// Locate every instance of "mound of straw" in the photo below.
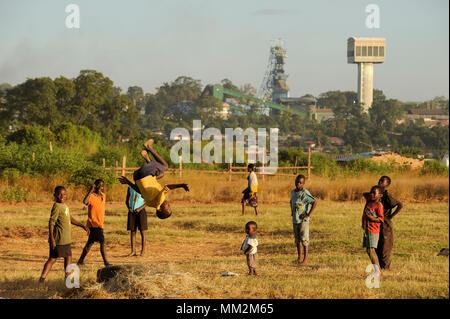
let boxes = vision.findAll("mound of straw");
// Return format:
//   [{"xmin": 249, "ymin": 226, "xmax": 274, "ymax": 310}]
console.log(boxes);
[{"xmin": 69, "ymin": 263, "xmax": 214, "ymax": 299}]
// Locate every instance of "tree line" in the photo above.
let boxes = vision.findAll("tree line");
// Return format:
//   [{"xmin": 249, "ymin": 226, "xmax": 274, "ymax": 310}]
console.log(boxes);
[{"xmin": 0, "ymin": 70, "xmax": 448, "ymax": 158}]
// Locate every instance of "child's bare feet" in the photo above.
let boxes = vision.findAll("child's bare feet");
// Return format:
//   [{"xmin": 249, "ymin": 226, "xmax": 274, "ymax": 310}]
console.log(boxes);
[
  {"xmin": 296, "ymin": 259, "xmax": 303, "ymax": 264},
  {"xmin": 302, "ymin": 258, "xmax": 308, "ymax": 265},
  {"xmin": 127, "ymin": 251, "xmax": 137, "ymax": 257},
  {"xmin": 140, "ymin": 150, "xmax": 151, "ymax": 163},
  {"xmin": 143, "ymin": 138, "xmax": 154, "ymax": 150},
  {"xmin": 140, "ymin": 250, "xmax": 146, "ymax": 256}
]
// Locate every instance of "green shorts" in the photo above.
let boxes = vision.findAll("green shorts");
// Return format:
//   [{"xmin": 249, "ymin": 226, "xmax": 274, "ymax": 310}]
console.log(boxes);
[{"xmin": 363, "ymin": 231, "xmax": 379, "ymax": 249}]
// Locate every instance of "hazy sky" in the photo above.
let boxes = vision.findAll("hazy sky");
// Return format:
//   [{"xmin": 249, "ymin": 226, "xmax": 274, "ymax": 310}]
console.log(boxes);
[{"xmin": 0, "ymin": 0, "xmax": 448, "ymax": 102}]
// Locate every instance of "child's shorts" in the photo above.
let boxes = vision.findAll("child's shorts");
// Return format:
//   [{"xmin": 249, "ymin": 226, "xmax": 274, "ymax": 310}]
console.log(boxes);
[
  {"xmin": 246, "ymin": 253, "xmax": 258, "ymax": 268},
  {"xmin": 127, "ymin": 209, "xmax": 148, "ymax": 231},
  {"xmin": 133, "ymin": 161, "xmax": 167, "ymax": 181},
  {"xmin": 241, "ymin": 191, "xmax": 258, "ymax": 207},
  {"xmin": 293, "ymin": 221, "xmax": 309, "ymax": 246},
  {"xmin": 363, "ymin": 231, "xmax": 379, "ymax": 248},
  {"xmin": 49, "ymin": 243, "xmax": 72, "ymax": 258},
  {"xmin": 87, "ymin": 227, "xmax": 105, "ymax": 244}
]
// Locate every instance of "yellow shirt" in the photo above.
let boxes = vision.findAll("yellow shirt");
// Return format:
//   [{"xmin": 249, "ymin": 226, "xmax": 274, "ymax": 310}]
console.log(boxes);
[{"xmin": 136, "ymin": 176, "xmax": 169, "ymax": 209}]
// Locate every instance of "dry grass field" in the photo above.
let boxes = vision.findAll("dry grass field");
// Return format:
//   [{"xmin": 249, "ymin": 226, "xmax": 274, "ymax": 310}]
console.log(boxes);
[
  {"xmin": 0, "ymin": 197, "xmax": 448, "ymax": 299},
  {"xmin": 1, "ymin": 172, "xmax": 449, "ymax": 204}
]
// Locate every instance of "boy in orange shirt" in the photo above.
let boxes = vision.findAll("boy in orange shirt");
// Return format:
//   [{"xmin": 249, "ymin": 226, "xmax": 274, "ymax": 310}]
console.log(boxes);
[{"xmin": 77, "ymin": 179, "xmax": 111, "ymax": 266}]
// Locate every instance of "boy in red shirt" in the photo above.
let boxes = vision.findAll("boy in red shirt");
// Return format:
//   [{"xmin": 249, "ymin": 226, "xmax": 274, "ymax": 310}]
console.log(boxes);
[{"xmin": 362, "ymin": 185, "xmax": 384, "ymax": 275}]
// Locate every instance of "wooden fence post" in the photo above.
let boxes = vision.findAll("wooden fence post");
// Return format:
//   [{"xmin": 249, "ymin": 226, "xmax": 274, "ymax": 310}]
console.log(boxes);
[
  {"xmin": 307, "ymin": 147, "xmax": 311, "ymax": 180},
  {"xmin": 49, "ymin": 141, "xmax": 53, "ymax": 153},
  {"xmin": 122, "ymin": 155, "xmax": 126, "ymax": 177},
  {"xmin": 115, "ymin": 160, "xmax": 119, "ymax": 177},
  {"xmin": 179, "ymin": 155, "xmax": 182, "ymax": 178},
  {"xmin": 102, "ymin": 158, "xmax": 106, "ymax": 168},
  {"xmin": 32, "ymin": 152, "xmax": 35, "ymax": 161},
  {"xmin": 228, "ymin": 160, "xmax": 232, "ymax": 182},
  {"xmin": 294, "ymin": 156, "xmax": 298, "ymax": 175},
  {"xmin": 261, "ymin": 152, "xmax": 265, "ymax": 180}
]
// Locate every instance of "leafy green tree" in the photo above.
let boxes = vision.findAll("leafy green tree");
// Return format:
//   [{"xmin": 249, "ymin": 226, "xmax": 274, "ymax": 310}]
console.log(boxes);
[
  {"xmin": 221, "ymin": 78, "xmax": 240, "ymax": 92},
  {"xmin": 0, "ymin": 83, "xmax": 12, "ymax": 98},
  {"xmin": 192, "ymin": 96, "xmax": 223, "ymax": 121},
  {"xmin": 127, "ymin": 86, "xmax": 145, "ymax": 111},
  {"xmin": 54, "ymin": 76, "xmax": 75, "ymax": 117},
  {"xmin": 369, "ymin": 98, "xmax": 404, "ymax": 132},
  {"xmin": 5, "ymin": 77, "xmax": 60, "ymax": 126},
  {"xmin": 317, "ymin": 91, "xmax": 347, "ymax": 108},
  {"xmin": 72, "ymin": 70, "xmax": 114, "ymax": 125}
]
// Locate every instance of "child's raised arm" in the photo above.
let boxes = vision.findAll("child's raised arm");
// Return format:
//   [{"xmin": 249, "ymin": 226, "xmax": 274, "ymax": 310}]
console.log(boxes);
[
  {"xmin": 83, "ymin": 184, "xmax": 95, "ymax": 206},
  {"xmin": 166, "ymin": 183, "xmax": 189, "ymax": 192},
  {"xmin": 118, "ymin": 176, "xmax": 141, "ymax": 194}
]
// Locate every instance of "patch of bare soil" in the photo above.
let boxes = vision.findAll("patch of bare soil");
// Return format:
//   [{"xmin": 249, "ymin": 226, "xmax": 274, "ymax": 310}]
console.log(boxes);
[{"xmin": 0, "ymin": 226, "xmax": 47, "ymax": 240}]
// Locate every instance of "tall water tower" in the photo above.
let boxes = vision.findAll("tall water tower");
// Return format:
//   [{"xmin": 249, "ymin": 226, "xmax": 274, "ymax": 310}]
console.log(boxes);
[{"xmin": 347, "ymin": 37, "xmax": 385, "ymax": 112}]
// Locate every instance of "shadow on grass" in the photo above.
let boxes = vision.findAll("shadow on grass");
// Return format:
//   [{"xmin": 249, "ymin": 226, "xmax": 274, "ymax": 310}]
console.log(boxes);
[
  {"xmin": 0, "ymin": 255, "xmax": 44, "ymax": 263},
  {"xmin": 0, "ymin": 277, "xmax": 69, "ymax": 299},
  {"xmin": 175, "ymin": 221, "xmax": 241, "ymax": 234}
]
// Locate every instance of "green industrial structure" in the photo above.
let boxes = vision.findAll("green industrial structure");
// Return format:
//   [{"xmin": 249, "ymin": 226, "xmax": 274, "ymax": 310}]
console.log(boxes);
[
  {"xmin": 201, "ymin": 84, "xmax": 330, "ymax": 122},
  {"xmin": 200, "ymin": 40, "xmax": 334, "ymax": 122}
]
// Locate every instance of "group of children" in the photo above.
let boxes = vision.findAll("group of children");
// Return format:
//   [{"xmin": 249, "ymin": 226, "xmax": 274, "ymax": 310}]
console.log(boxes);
[
  {"xmin": 239, "ymin": 172, "xmax": 317, "ymax": 275},
  {"xmin": 39, "ymin": 137, "xmax": 403, "ymax": 282},
  {"xmin": 239, "ymin": 165, "xmax": 402, "ymax": 278},
  {"xmin": 39, "ymin": 138, "xmax": 189, "ymax": 281},
  {"xmin": 362, "ymin": 176, "xmax": 403, "ymax": 275}
]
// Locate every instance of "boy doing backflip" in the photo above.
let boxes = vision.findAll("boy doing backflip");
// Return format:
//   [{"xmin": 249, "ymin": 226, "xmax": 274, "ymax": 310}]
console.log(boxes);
[{"xmin": 119, "ymin": 138, "xmax": 189, "ymax": 218}]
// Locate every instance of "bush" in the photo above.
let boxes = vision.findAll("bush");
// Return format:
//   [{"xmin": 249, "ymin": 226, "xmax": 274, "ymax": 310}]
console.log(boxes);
[
  {"xmin": 0, "ymin": 168, "xmax": 21, "ymax": 184},
  {"xmin": 0, "ymin": 186, "xmax": 29, "ymax": 202},
  {"xmin": 0, "ymin": 142, "xmax": 90, "ymax": 176},
  {"xmin": 69, "ymin": 162, "xmax": 116, "ymax": 189},
  {"xmin": 6, "ymin": 125, "xmax": 53, "ymax": 145},
  {"xmin": 421, "ymin": 160, "xmax": 449, "ymax": 176},
  {"xmin": 342, "ymin": 157, "xmax": 396, "ymax": 176},
  {"xmin": 310, "ymin": 153, "xmax": 339, "ymax": 178},
  {"xmin": 89, "ymin": 144, "xmax": 127, "ymax": 168},
  {"xmin": 279, "ymin": 148, "xmax": 306, "ymax": 166},
  {"xmin": 54, "ymin": 122, "xmax": 101, "ymax": 154}
]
